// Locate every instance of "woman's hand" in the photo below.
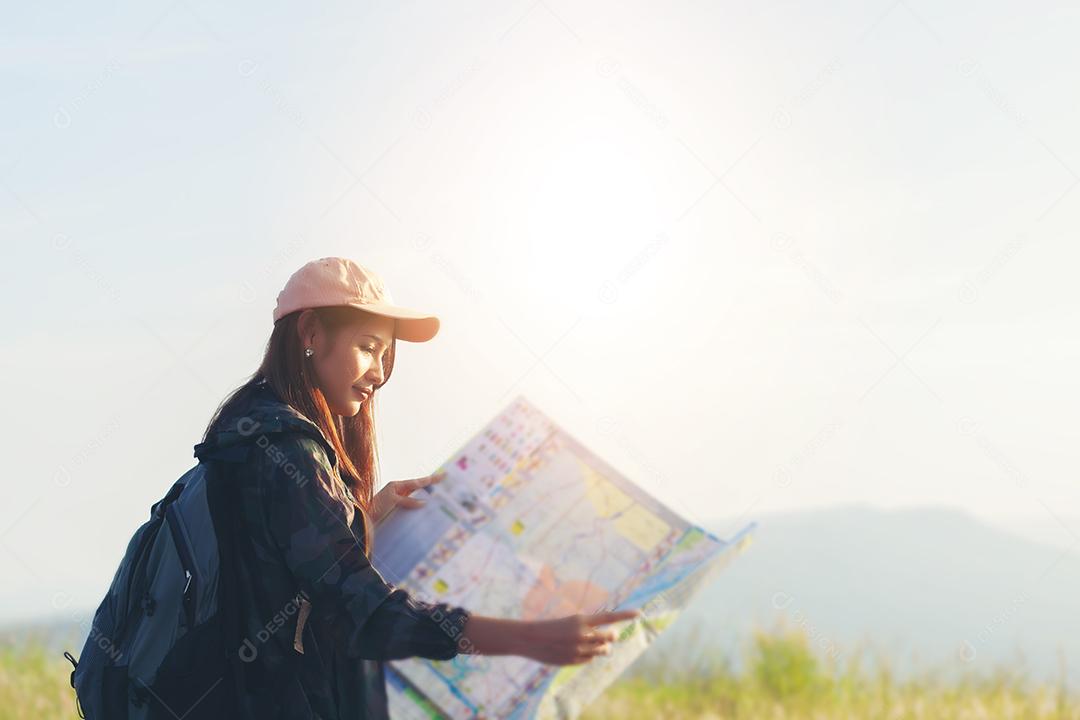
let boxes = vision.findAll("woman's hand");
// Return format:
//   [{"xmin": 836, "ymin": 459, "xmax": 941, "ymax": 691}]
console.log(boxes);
[
  {"xmin": 518, "ymin": 610, "xmax": 642, "ymax": 665},
  {"xmin": 371, "ymin": 470, "xmax": 446, "ymax": 524},
  {"xmin": 461, "ymin": 610, "xmax": 642, "ymax": 665}
]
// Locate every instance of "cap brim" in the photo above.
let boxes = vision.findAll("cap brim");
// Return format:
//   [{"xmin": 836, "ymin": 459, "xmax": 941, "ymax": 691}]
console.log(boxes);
[{"xmin": 350, "ymin": 301, "xmax": 440, "ymax": 343}]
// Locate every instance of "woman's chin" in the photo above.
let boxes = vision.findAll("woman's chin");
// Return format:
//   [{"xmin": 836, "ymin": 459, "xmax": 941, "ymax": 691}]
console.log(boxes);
[{"xmin": 330, "ymin": 399, "xmax": 363, "ymax": 417}]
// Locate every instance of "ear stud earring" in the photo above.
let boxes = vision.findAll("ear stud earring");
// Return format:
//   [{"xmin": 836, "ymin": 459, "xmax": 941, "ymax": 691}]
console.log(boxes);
[{"xmin": 304, "ymin": 347, "xmax": 314, "ymax": 357}]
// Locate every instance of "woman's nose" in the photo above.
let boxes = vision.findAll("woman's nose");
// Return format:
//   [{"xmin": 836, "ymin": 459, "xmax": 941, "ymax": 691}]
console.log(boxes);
[{"xmin": 366, "ymin": 358, "xmax": 386, "ymax": 385}]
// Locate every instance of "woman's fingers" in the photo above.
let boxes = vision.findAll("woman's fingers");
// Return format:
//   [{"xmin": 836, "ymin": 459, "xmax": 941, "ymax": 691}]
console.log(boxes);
[
  {"xmin": 550, "ymin": 616, "xmax": 624, "ymax": 664},
  {"xmin": 396, "ymin": 470, "xmax": 447, "ymax": 494},
  {"xmin": 574, "ymin": 643, "xmax": 612, "ymax": 662},
  {"xmin": 581, "ymin": 630, "xmax": 617, "ymax": 645},
  {"xmin": 386, "ymin": 471, "xmax": 447, "ymax": 510},
  {"xmin": 393, "ymin": 478, "xmax": 423, "ymax": 493}
]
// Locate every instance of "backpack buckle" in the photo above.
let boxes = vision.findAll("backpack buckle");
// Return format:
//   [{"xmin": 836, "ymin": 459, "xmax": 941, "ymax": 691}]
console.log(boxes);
[
  {"xmin": 130, "ymin": 683, "xmax": 150, "ymax": 708},
  {"xmin": 139, "ymin": 592, "xmax": 156, "ymax": 617}
]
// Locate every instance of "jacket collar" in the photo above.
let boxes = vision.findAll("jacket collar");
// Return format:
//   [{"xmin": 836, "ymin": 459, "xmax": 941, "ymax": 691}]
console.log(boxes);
[{"xmin": 193, "ymin": 379, "xmax": 339, "ymax": 468}]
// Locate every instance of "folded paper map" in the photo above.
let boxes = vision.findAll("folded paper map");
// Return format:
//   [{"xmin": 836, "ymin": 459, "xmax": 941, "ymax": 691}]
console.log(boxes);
[{"xmin": 374, "ymin": 396, "xmax": 755, "ymax": 719}]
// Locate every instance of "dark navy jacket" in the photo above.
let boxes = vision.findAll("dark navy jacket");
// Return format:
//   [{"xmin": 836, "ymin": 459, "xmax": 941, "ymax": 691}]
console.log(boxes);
[{"xmin": 197, "ymin": 379, "xmax": 470, "ymax": 719}]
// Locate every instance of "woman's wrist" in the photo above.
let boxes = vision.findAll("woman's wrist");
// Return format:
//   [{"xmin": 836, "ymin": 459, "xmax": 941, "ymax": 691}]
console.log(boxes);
[{"xmin": 460, "ymin": 615, "xmax": 534, "ymax": 657}]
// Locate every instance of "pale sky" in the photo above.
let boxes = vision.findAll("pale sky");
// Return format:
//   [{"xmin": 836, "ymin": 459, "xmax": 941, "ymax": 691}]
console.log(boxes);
[{"xmin": 2, "ymin": 1, "xmax": 1078, "ymax": 621}]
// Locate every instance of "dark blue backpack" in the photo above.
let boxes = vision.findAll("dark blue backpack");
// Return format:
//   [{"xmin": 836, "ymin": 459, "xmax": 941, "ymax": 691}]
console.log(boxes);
[{"xmin": 64, "ymin": 449, "xmax": 246, "ymax": 719}]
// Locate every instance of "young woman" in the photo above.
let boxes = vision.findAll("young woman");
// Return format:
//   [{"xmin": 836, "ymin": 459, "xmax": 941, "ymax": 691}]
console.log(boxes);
[{"xmin": 199, "ymin": 257, "xmax": 638, "ymax": 719}]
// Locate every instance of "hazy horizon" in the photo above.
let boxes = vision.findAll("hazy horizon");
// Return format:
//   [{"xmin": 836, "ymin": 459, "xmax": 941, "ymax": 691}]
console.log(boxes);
[{"xmin": 2, "ymin": 503, "xmax": 1073, "ymax": 627}]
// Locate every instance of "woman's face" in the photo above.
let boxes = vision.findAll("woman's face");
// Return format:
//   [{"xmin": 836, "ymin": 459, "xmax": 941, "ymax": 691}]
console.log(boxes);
[{"xmin": 300, "ymin": 310, "xmax": 396, "ymax": 417}]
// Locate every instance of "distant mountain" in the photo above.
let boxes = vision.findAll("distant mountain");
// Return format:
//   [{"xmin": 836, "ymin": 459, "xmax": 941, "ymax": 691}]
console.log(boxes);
[{"xmin": 632, "ymin": 505, "xmax": 1080, "ymax": 688}]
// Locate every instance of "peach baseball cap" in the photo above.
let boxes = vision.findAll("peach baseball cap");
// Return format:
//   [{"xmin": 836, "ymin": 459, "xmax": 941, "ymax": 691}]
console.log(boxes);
[{"xmin": 273, "ymin": 257, "xmax": 440, "ymax": 342}]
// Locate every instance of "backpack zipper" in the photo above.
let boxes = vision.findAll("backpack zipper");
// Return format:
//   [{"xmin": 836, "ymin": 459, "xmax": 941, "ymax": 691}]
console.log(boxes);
[
  {"xmin": 112, "ymin": 516, "xmax": 164, "ymax": 650},
  {"xmin": 166, "ymin": 504, "xmax": 199, "ymax": 628}
]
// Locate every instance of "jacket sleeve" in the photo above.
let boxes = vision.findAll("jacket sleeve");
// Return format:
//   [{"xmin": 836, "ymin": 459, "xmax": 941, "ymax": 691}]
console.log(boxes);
[{"xmin": 261, "ymin": 434, "xmax": 471, "ymax": 661}]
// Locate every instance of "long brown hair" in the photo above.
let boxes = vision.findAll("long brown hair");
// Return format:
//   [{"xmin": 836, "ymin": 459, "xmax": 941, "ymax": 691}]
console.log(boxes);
[{"xmin": 202, "ymin": 306, "xmax": 397, "ymax": 554}]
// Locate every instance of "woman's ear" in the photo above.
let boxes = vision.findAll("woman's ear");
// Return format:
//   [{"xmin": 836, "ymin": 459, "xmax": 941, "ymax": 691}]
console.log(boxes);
[{"xmin": 296, "ymin": 309, "xmax": 319, "ymax": 350}]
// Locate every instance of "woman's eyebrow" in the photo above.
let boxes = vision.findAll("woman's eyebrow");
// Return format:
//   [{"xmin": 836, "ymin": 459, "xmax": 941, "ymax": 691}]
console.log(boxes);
[{"xmin": 360, "ymin": 333, "xmax": 390, "ymax": 348}]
